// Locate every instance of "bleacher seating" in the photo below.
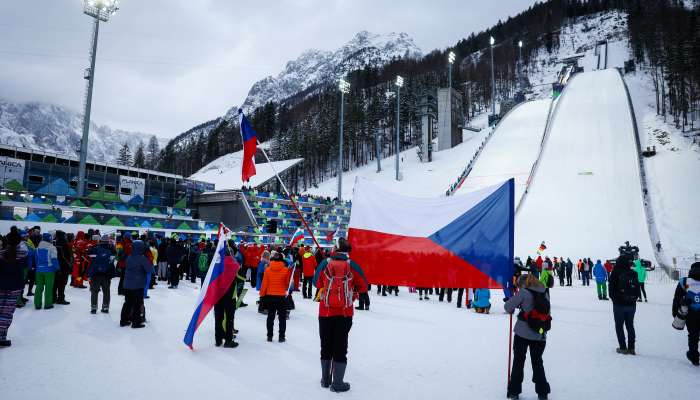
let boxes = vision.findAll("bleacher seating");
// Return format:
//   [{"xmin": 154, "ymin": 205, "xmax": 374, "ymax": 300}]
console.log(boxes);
[{"xmin": 238, "ymin": 190, "xmax": 352, "ymax": 246}]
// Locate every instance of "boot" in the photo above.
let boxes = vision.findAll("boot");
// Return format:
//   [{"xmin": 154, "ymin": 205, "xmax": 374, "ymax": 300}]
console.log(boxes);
[
  {"xmin": 320, "ymin": 360, "xmax": 331, "ymax": 388},
  {"xmin": 330, "ymin": 362, "xmax": 350, "ymax": 392},
  {"xmin": 223, "ymin": 340, "xmax": 239, "ymax": 348},
  {"xmin": 687, "ymin": 351, "xmax": 700, "ymax": 366}
]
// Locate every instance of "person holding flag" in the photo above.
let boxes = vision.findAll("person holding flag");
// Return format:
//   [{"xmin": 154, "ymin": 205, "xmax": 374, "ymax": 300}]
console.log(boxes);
[{"xmin": 183, "ymin": 224, "xmax": 241, "ymax": 350}]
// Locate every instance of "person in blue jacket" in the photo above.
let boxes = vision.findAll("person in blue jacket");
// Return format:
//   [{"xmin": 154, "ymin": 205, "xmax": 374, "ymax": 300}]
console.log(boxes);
[
  {"xmin": 472, "ymin": 288, "xmax": 491, "ymax": 313},
  {"xmin": 34, "ymin": 233, "xmax": 59, "ymax": 310},
  {"xmin": 593, "ymin": 259, "xmax": 609, "ymax": 300}
]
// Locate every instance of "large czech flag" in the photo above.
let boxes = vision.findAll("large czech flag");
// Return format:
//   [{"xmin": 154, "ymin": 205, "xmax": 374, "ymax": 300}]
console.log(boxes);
[
  {"xmin": 239, "ymin": 109, "xmax": 257, "ymax": 182},
  {"xmin": 183, "ymin": 224, "xmax": 240, "ymax": 349},
  {"xmin": 348, "ymin": 178, "xmax": 514, "ymax": 289}
]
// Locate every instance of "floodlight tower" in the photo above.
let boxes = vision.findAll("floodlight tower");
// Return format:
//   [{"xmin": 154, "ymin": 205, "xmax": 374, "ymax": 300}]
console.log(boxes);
[
  {"xmin": 77, "ymin": 0, "xmax": 119, "ymax": 197},
  {"xmin": 489, "ymin": 36, "xmax": 496, "ymax": 117},
  {"xmin": 337, "ymin": 78, "xmax": 350, "ymax": 201},
  {"xmin": 518, "ymin": 40, "xmax": 523, "ymax": 86},
  {"xmin": 395, "ymin": 75, "xmax": 404, "ymax": 181},
  {"xmin": 447, "ymin": 51, "xmax": 456, "ymax": 89}
]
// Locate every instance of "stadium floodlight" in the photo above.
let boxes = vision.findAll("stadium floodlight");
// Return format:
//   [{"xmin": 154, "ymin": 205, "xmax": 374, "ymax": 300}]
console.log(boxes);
[
  {"xmin": 337, "ymin": 78, "xmax": 350, "ymax": 200},
  {"xmin": 518, "ymin": 40, "xmax": 523, "ymax": 48},
  {"xmin": 77, "ymin": 0, "xmax": 119, "ymax": 197},
  {"xmin": 83, "ymin": 0, "xmax": 120, "ymax": 22},
  {"xmin": 447, "ymin": 51, "xmax": 456, "ymax": 88},
  {"xmin": 395, "ymin": 75, "xmax": 403, "ymax": 181},
  {"xmin": 338, "ymin": 78, "xmax": 350, "ymax": 94},
  {"xmin": 489, "ymin": 36, "xmax": 496, "ymax": 117}
]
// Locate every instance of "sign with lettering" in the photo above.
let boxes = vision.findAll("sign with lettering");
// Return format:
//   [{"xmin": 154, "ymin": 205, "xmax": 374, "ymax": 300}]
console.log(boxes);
[
  {"xmin": 119, "ymin": 176, "xmax": 145, "ymax": 203},
  {"xmin": 0, "ymin": 157, "xmax": 26, "ymax": 189}
]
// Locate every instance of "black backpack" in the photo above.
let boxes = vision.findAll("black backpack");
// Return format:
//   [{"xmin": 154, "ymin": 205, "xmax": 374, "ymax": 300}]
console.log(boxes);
[
  {"xmin": 519, "ymin": 289, "xmax": 552, "ymax": 336},
  {"xmin": 617, "ymin": 270, "xmax": 640, "ymax": 304}
]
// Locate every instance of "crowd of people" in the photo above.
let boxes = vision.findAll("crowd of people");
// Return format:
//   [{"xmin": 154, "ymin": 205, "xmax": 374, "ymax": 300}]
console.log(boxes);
[{"xmin": 1, "ymin": 224, "xmax": 699, "ymax": 398}]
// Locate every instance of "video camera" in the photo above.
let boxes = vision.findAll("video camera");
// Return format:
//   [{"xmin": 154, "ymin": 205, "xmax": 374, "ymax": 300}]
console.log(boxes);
[{"xmin": 618, "ymin": 241, "xmax": 640, "ymax": 260}]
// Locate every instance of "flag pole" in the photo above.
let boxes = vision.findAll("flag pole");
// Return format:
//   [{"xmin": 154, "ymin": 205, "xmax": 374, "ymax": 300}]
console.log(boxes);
[{"xmin": 254, "ymin": 139, "xmax": 322, "ymax": 249}]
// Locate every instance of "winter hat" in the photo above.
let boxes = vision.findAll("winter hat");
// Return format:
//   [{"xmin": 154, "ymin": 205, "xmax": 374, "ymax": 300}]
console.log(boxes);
[
  {"xmin": 92, "ymin": 234, "xmax": 101, "ymax": 242},
  {"xmin": 42, "ymin": 232, "xmax": 52, "ymax": 242},
  {"xmin": 689, "ymin": 262, "xmax": 700, "ymax": 281}
]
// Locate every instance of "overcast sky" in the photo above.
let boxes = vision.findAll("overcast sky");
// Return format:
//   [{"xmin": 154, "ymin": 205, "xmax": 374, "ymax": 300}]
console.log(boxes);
[{"xmin": 0, "ymin": 0, "xmax": 538, "ymax": 138}]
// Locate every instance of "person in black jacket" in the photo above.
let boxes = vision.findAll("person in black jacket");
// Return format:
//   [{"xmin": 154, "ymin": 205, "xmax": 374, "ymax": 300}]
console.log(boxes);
[
  {"xmin": 167, "ymin": 238, "xmax": 183, "ymax": 289},
  {"xmin": 673, "ymin": 262, "xmax": 700, "ymax": 366},
  {"xmin": 53, "ymin": 230, "xmax": 72, "ymax": 305},
  {"xmin": 120, "ymin": 240, "xmax": 154, "ymax": 328},
  {"xmin": 608, "ymin": 254, "xmax": 639, "ymax": 355},
  {"xmin": 88, "ymin": 235, "xmax": 116, "ymax": 314},
  {"xmin": 157, "ymin": 238, "xmax": 168, "ymax": 281}
]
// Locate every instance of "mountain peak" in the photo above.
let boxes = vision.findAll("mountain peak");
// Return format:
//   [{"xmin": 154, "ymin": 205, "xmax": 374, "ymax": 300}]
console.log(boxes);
[{"xmin": 240, "ymin": 31, "xmax": 422, "ymax": 111}]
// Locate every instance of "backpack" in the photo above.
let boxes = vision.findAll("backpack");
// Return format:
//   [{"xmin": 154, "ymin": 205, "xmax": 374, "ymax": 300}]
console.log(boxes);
[
  {"xmin": 519, "ymin": 289, "xmax": 552, "ymax": 337},
  {"xmin": 682, "ymin": 278, "xmax": 700, "ymax": 313},
  {"xmin": 198, "ymin": 252, "xmax": 209, "ymax": 272},
  {"xmin": 617, "ymin": 269, "xmax": 640, "ymax": 304},
  {"xmin": 322, "ymin": 260, "xmax": 354, "ymax": 309},
  {"xmin": 91, "ymin": 246, "xmax": 114, "ymax": 276}
]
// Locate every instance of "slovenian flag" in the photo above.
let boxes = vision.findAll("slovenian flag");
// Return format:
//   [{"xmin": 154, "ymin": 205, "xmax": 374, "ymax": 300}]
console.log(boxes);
[
  {"xmin": 537, "ymin": 241, "xmax": 547, "ymax": 255},
  {"xmin": 348, "ymin": 177, "xmax": 514, "ymax": 288},
  {"xmin": 326, "ymin": 228, "xmax": 340, "ymax": 245},
  {"xmin": 239, "ymin": 109, "xmax": 257, "ymax": 182},
  {"xmin": 183, "ymin": 224, "xmax": 240, "ymax": 349},
  {"xmin": 289, "ymin": 227, "xmax": 305, "ymax": 247}
]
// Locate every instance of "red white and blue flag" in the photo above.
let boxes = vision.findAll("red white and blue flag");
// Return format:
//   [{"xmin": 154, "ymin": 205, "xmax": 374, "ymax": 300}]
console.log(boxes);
[
  {"xmin": 183, "ymin": 224, "xmax": 240, "ymax": 349},
  {"xmin": 239, "ymin": 109, "xmax": 257, "ymax": 182},
  {"xmin": 289, "ymin": 227, "xmax": 305, "ymax": 247},
  {"xmin": 348, "ymin": 178, "xmax": 514, "ymax": 289}
]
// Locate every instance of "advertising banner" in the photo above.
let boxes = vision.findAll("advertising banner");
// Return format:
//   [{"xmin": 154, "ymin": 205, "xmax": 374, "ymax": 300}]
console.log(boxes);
[
  {"xmin": 119, "ymin": 176, "xmax": 145, "ymax": 203},
  {"xmin": 0, "ymin": 157, "xmax": 26, "ymax": 189}
]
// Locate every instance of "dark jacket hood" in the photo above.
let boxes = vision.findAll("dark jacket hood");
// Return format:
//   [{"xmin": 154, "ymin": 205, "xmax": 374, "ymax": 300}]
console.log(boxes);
[
  {"xmin": 132, "ymin": 240, "xmax": 146, "ymax": 256},
  {"xmin": 689, "ymin": 262, "xmax": 700, "ymax": 281}
]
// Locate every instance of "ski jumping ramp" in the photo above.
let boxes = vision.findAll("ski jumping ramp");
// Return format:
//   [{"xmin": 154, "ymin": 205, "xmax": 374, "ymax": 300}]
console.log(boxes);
[
  {"xmin": 515, "ymin": 69, "xmax": 654, "ymax": 261},
  {"xmin": 457, "ymin": 99, "xmax": 551, "ymax": 203}
]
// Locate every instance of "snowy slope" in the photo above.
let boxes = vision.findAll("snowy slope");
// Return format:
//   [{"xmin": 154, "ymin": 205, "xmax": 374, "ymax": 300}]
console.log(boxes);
[
  {"xmin": 189, "ymin": 143, "xmax": 302, "ymax": 190},
  {"xmin": 306, "ymin": 113, "xmax": 491, "ymax": 199},
  {"xmin": 516, "ymin": 69, "xmax": 654, "ymax": 261},
  {"xmin": 457, "ymin": 99, "xmax": 551, "ymax": 203},
  {"xmin": 0, "ymin": 275, "xmax": 694, "ymax": 400},
  {"xmin": 624, "ymin": 71, "xmax": 700, "ymax": 266}
]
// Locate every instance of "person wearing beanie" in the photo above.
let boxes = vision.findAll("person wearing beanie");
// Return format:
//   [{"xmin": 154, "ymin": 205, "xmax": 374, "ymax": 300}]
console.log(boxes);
[
  {"xmin": 120, "ymin": 240, "xmax": 154, "ymax": 328},
  {"xmin": 313, "ymin": 238, "xmax": 368, "ymax": 393},
  {"xmin": 34, "ymin": 232, "xmax": 59, "ymax": 310},
  {"xmin": 672, "ymin": 262, "xmax": 700, "ymax": 366},
  {"xmin": 608, "ymin": 254, "xmax": 640, "ymax": 355},
  {"xmin": 593, "ymin": 259, "xmax": 609, "ymax": 300},
  {"xmin": 88, "ymin": 234, "xmax": 116, "ymax": 314}
]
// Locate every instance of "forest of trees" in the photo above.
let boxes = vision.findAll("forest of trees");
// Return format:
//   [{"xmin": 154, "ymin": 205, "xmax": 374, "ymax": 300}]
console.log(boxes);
[{"xmin": 154, "ymin": 0, "xmax": 699, "ymax": 191}]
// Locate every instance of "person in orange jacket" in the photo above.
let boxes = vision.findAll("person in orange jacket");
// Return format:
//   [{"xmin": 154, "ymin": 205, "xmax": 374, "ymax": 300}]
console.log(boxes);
[
  {"xmin": 301, "ymin": 246, "xmax": 318, "ymax": 299},
  {"xmin": 259, "ymin": 251, "xmax": 292, "ymax": 342},
  {"xmin": 71, "ymin": 231, "xmax": 91, "ymax": 288}
]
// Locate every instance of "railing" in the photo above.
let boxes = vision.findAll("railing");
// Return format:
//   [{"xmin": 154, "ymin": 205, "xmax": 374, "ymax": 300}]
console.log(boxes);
[{"xmin": 617, "ymin": 69, "xmax": 675, "ymax": 279}]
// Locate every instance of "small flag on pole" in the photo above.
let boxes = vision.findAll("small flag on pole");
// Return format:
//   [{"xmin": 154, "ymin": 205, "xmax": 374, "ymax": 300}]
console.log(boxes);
[
  {"xmin": 238, "ymin": 109, "xmax": 257, "ymax": 182},
  {"xmin": 289, "ymin": 227, "xmax": 305, "ymax": 247},
  {"xmin": 537, "ymin": 241, "xmax": 547, "ymax": 255}
]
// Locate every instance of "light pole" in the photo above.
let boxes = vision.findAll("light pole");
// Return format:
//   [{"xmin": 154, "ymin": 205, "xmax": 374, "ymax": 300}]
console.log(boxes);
[
  {"xmin": 448, "ymin": 51, "xmax": 456, "ymax": 89},
  {"xmin": 78, "ymin": 0, "xmax": 119, "ymax": 198},
  {"xmin": 518, "ymin": 40, "xmax": 523, "ymax": 87},
  {"xmin": 490, "ymin": 36, "xmax": 496, "ymax": 117},
  {"xmin": 337, "ymin": 78, "xmax": 350, "ymax": 201},
  {"xmin": 395, "ymin": 76, "xmax": 404, "ymax": 181}
]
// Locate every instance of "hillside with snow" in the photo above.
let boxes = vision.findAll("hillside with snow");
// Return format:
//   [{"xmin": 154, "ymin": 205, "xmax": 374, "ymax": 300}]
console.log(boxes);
[{"xmin": 0, "ymin": 98, "xmax": 166, "ymax": 162}]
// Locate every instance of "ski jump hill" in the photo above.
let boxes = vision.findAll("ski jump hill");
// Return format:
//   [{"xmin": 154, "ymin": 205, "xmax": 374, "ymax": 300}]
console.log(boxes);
[{"xmin": 458, "ymin": 69, "xmax": 655, "ymax": 262}]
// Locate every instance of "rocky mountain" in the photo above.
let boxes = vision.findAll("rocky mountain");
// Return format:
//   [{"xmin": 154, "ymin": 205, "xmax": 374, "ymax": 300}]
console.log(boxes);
[
  {"xmin": 0, "ymin": 98, "xmax": 166, "ymax": 163},
  {"xmin": 238, "ymin": 31, "xmax": 422, "ymax": 113}
]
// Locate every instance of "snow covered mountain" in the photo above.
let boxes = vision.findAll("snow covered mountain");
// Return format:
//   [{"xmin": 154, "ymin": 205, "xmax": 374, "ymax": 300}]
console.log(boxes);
[
  {"xmin": 0, "ymin": 98, "xmax": 166, "ymax": 162},
  {"xmin": 239, "ymin": 31, "xmax": 422, "ymax": 112}
]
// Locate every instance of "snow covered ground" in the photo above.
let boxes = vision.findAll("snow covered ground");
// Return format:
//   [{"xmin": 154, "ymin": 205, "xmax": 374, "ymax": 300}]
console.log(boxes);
[
  {"xmin": 624, "ymin": 71, "xmax": 700, "ymax": 269},
  {"xmin": 457, "ymin": 99, "xmax": 550, "ymax": 204},
  {"xmin": 306, "ymin": 113, "xmax": 491, "ymax": 199},
  {"xmin": 1, "ymin": 271, "xmax": 695, "ymax": 400},
  {"xmin": 516, "ymin": 69, "xmax": 654, "ymax": 261}
]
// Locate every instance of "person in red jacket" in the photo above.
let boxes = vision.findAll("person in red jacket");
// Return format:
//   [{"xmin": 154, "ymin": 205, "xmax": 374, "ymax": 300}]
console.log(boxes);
[
  {"xmin": 301, "ymin": 246, "xmax": 318, "ymax": 299},
  {"xmin": 535, "ymin": 255, "xmax": 544, "ymax": 275},
  {"xmin": 71, "ymin": 231, "xmax": 90, "ymax": 288},
  {"xmin": 313, "ymin": 238, "xmax": 368, "ymax": 393},
  {"xmin": 604, "ymin": 260, "xmax": 614, "ymax": 274}
]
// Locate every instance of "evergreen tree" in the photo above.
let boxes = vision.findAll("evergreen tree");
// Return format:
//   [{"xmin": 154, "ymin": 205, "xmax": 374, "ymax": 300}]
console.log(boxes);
[
  {"xmin": 133, "ymin": 141, "xmax": 146, "ymax": 168},
  {"xmin": 117, "ymin": 142, "xmax": 132, "ymax": 166},
  {"xmin": 147, "ymin": 136, "xmax": 160, "ymax": 168}
]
